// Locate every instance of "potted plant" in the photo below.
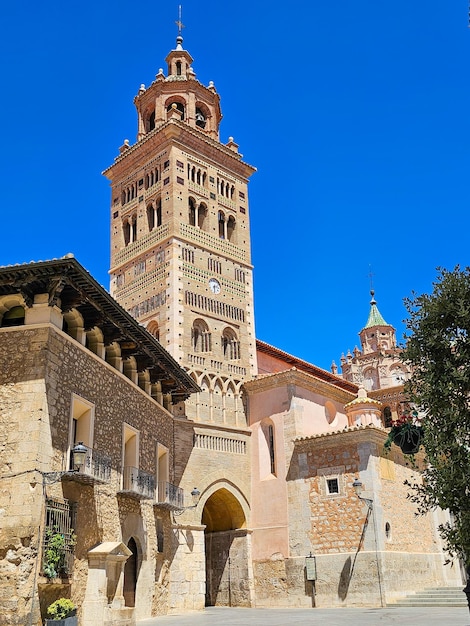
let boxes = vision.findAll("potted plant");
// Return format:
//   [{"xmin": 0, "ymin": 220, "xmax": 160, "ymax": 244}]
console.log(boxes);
[
  {"xmin": 45, "ymin": 598, "xmax": 77, "ymax": 626},
  {"xmin": 384, "ymin": 412, "xmax": 424, "ymax": 455}
]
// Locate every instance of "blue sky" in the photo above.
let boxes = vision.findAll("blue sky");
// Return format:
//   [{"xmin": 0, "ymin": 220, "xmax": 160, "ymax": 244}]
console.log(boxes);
[{"xmin": 1, "ymin": 1, "xmax": 469, "ymax": 371}]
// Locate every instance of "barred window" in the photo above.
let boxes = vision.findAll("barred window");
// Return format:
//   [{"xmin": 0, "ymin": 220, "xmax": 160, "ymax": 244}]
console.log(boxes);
[{"xmin": 43, "ymin": 498, "xmax": 76, "ymax": 579}]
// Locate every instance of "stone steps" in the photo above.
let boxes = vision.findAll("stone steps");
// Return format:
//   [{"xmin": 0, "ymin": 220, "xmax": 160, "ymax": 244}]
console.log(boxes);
[{"xmin": 389, "ymin": 586, "xmax": 468, "ymax": 607}]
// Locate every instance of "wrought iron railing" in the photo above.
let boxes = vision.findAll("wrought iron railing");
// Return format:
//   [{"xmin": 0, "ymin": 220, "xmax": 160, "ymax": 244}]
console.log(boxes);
[
  {"xmin": 156, "ymin": 481, "xmax": 184, "ymax": 509},
  {"xmin": 72, "ymin": 444, "xmax": 112, "ymax": 483},
  {"xmin": 122, "ymin": 466, "xmax": 155, "ymax": 499}
]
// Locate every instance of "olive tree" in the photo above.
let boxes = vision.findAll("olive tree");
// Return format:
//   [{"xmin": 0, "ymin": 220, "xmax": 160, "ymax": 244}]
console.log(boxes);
[{"xmin": 401, "ymin": 266, "xmax": 470, "ymax": 565}]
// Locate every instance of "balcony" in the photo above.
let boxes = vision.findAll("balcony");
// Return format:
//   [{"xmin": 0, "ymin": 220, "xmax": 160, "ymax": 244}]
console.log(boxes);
[
  {"xmin": 63, "ymin": 445, "xmax": 111, "ymax": 485},
  {"xmin": 155, "ymin": 481, "xmax": 184, "ymax": 510},
  {"xmin": 120, "ymin": 466, "xmax": 156, "ymax": 500}
]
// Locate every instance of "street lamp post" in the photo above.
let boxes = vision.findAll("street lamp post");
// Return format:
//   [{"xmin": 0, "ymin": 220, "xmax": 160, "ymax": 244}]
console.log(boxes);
[{"xmin": 352, "ymin": 478, "xmax": 385, "ymax": 607}]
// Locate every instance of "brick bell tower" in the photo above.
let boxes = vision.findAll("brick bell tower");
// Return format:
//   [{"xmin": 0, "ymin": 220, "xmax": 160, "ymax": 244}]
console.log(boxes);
[{"xmin": 104, "ymin": 29, "xmax": 257, "ymax": 426}]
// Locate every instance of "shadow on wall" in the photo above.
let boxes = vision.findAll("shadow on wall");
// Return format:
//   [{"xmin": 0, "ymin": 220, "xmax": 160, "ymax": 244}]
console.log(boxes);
[{"xmin": 338, "ymin": 556, "xmax": 352, "ymax": 601}]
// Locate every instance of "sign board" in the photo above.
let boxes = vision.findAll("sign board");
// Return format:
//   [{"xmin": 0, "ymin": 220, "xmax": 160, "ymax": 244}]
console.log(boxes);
[{"xmin": 305, "ymin": 555, "xmax": 317, "ymax": 581}]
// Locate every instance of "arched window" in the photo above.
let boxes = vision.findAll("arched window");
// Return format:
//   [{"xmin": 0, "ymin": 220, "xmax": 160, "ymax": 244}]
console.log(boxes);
[
  {"xmin": 198, "ymin": 203, "xmax": 207, "ymax": 230},
  {"xmin": 1, "ymin": 305, "xmax": 25, "ymax": 327},
  {"xmin": 166, "ymin": 101, "xmax": 185, "ymax": 120},
  {"xmin": 218, "ymin": 211, "xmax": 225, "ymax": 239},
  {"xmin": 148, "ymin": 111, "xmax": 155, "ymax": 132},
  {"xmin": 123, "ymin": 220, "xmax": 131, "ymax": 246},
  {"xmin": 195, "ymin": 107, "xmax": 206, "ymax": 129},
  {"xmin": 147, "ymin": 321, "xmax": 160, "ymax": 341},
  {"xmin": 147, "ymin": 203, "xmax": 155, "ymax": 231},
  {"xmin": 176, "ymin": 61, "xmax": 182, "ymax": 76},
  {"xmin": 189, "ymin": 198, "xmax": 196, "ymax": 226},
  {"xmin": 363, "ymin": 368, "xmax": 378, "ymax": 391},
  {"xmin": 227, "ymin": 216, "xmax": 236, "ymax": 242},
  {"xmin": 222, "ymin": 328, "xmax": 240, "ymax": 360},
  {"xmin": 383, "ymin": 406, "xmax": 393, "ymax": 428},
  {"xmin": 192, "ymin": 319, "xmax": 211, "ymax": 352}
]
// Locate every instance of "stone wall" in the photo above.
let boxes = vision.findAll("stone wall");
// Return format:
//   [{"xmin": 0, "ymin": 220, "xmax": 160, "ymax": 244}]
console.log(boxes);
[{"xmin": 0, "ymin": 324, "xmax": 183, "ymax": 625}]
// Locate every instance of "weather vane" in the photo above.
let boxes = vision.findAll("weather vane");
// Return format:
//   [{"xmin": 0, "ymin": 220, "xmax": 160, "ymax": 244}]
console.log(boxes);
[{"xmin": 176, "ymin": 5, "xmax": 185, "ymax": 36}]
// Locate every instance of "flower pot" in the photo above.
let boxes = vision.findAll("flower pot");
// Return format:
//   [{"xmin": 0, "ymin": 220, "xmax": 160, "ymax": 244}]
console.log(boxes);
[
  {"xmin": 45, "ymin": 617, "xmax": 77, "ymax": 626},
  {"xmin": 393, "ymin": 426, "xmax": 423, "ymax": 455}
]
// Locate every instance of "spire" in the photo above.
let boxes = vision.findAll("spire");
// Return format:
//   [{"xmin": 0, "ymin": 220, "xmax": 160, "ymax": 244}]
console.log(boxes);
[
  {"xmin": 175, "ymin": 5, "xmax": 185, "ymax": 50},
  {"xmin": 364, "ymin": 290, "xmax": 388, "ymax": 329}
]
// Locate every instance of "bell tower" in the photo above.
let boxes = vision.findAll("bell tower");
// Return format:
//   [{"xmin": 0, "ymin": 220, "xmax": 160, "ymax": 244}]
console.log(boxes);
[
  {"xmin": 104, "ymin": 31, "xmax": 257, "ymax": 426},
  {"xmin": 338, "ymin": 290, "xmax": 409, "ymax": 390}
]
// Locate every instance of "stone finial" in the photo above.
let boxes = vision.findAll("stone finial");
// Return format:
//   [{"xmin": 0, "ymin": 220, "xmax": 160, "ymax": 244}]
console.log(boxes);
[
  {"xmin": 119, "ymin": 139, "xmax": 130, "ymax": 154},
  {"xmin": 226, "ymin": 137, "xmax": 239, "ymax": 153},
  {"xmin": 138, "ymin": 84, "xmax": 146, "ymax": 95},
  {"xmin": 331, "ymin": 361, "xmax": 338, "ymax": 375}
]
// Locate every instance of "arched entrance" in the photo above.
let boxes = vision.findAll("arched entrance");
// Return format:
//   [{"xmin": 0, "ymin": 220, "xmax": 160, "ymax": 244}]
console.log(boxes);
[
  {"xmin": 202, "ymin": 488, "xmax": 251, "ymax": 607},
  {"xmin": 123, "ymin": 537, "xmax": 138, "ymax": 607}
]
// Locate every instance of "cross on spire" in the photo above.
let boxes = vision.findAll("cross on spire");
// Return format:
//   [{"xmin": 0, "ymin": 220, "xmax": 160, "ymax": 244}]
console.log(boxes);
[
  {"xmin": 368, "ymin": 264, "xmax": 375, "ymax": 298},
  {"xmin": 175, "ymin": 5, "xmax": 185, "ymax": 36}
]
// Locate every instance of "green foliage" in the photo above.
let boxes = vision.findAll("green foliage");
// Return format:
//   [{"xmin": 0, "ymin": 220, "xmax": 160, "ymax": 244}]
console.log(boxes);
[
  {"xmin": 401, "ymin": 266, "xmax": 470, "ymax": 565},
  {"xmin": 46, "ymin": 598, "xmax": 76, "ymax": 619},
  {"xmin": 43, "ymin": 526, "xmax": 76, "ymax": 579}
]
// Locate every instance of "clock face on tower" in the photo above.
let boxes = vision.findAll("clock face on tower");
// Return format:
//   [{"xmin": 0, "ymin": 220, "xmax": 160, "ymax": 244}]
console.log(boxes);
[{"xmin": 208, "ymin": 278, "xmax": 221, "ymax": 294}]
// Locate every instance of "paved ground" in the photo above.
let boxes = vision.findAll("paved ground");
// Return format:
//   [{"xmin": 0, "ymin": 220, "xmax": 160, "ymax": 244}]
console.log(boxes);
[{"xmin": 137, "ymin": 606, "xmax": 470, "ymax": 626}]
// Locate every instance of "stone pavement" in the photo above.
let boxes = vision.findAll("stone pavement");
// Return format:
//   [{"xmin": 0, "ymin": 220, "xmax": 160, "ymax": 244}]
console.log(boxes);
[{"xmin": 137, "ymin": 606, "xmax": 470, "ymax": 626}]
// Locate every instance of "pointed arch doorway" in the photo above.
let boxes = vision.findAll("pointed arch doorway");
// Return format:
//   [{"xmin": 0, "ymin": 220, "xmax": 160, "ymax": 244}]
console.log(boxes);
[
  {"xmin": 123, "ymin": 537, "xmax": 138, "ymax": 607},
  {"xmin": 202, "ymin": 488, "xmax": 252, "ymax": 607}
]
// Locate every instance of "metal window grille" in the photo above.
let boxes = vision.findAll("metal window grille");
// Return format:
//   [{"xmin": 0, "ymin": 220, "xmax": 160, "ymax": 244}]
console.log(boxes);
[{"xmin": 43, "ymin": 498, "xmax": 76, "ymax": 577}]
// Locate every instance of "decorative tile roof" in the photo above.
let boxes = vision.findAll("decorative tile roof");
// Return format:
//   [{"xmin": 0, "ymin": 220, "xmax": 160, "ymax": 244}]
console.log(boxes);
[{"xmin": 363, "ymin": 290, "xmax": 389, "ymax": 329}]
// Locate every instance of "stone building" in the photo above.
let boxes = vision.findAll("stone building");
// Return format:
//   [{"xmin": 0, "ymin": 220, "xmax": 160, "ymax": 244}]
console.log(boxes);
[
  {"xmin": 0, "ymin": 27, "xmax": 463, "ymax": 626},
  {"xmin": 0, "ymin": 257, "xmax": 199, "ymax": 625},
  {"xmin": 246, "ymin": 340, "xmax": 461, "ymax": 608}
]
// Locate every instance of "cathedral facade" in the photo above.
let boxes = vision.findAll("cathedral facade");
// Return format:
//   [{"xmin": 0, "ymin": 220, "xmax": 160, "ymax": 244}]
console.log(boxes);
[{"xmin": 0, "ymin": 29, "xmax": 462, "ymax": 626}]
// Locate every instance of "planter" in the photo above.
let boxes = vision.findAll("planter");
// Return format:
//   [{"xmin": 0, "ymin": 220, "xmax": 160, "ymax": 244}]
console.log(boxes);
[
  {"xmin": 393, "ymin": 426, "xmax": 423, "ymax": 455},
  {"xmin": 45, "ymin": 616, "xmax": 77, "ymax": 626}
]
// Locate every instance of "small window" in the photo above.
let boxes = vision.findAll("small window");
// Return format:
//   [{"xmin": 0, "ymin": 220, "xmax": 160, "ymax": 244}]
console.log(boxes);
[
  {"xmin": 326, "ymin": 478, "xmax": 339, "ymax": 495},
  {"xmin": 385, "ymin": 522, "xmax": 392, "ymax": 541}
]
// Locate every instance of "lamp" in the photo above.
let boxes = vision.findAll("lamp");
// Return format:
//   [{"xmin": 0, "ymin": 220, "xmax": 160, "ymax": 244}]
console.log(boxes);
[
  {"xmin": 352, "ymin": 477, "xmax": 372, "ymax": 508},
  {"xmin": 190, "ymin": 487, "xmax": 201, "ymax": 507},
  {"xmin": 72, "ymin": 442, "xmax": 87, "ymax": 471},
  {"xmin": 174, "ymin": 487, "xmax": 200, "ymax": 516}
]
